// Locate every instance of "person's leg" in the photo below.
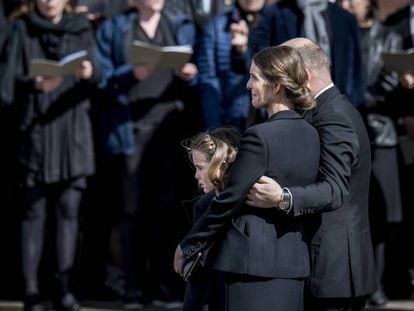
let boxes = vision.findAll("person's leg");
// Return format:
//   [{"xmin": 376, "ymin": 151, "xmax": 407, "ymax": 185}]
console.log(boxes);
[
  {"xmin": 21, "ymin": 186, "xmax": 47, "ymax": 311},
  {"xmin": 119, "ymin": 153, "xmax": 146, "ymax": 309},
  {"xmin": 369, "ymin": 242, "xmax": 388, "ymax": 305},
  {"xmin": 54, "ymin": 178, "xmax": 85, "ymax": 311}
]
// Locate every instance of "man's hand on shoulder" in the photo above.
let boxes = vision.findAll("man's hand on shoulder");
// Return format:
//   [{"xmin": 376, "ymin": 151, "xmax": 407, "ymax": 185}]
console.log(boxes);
[{"xmin": 246, "ymin": 176, "xmax": 282, "ymax": 208}]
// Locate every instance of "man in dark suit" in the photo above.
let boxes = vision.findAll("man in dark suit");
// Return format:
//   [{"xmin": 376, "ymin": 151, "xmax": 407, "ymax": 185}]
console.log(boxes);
[
  {"xmin": 250, "ymin": 0, "xmax": 365, "ymax": 107},
  {"xmin": 247, "ymin": 38, "xmax": 376, "ymax": 310}
]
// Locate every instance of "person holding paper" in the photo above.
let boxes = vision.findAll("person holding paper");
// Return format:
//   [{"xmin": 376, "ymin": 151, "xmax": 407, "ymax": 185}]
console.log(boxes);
[
  {"xmin": 95, "ymin": 0, "xmax": 197, "ymax": 308},
  {"xmin": 196, "ymin": 0, "xmax": 266, "ymax": 131},
  {"xmin": 0, "ymin": 0, "xmax": 99, "ymax": 310}
]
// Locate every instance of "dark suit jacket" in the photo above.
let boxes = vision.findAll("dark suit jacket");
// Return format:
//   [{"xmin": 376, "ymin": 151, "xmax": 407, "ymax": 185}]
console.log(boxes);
[
  {"xmin": 289, "ymin": 86, "xmax": 376, "ymax": 298},
  {"xmin": 251, "ymin": 1, "xmax": 364, "ymax": 107},
  {"xmin": 181, "ymin": 110, "xmax": 320, "ymax": 279}
]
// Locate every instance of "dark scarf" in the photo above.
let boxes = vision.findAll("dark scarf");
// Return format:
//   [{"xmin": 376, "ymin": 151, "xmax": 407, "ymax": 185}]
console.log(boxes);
[
  {"xmin": 0, "ymin": 10, "xmax": 89, "ymax": 107},
  {"xmin": 25, "ymin": 9, "xmax": 90, "ymax": 59}
]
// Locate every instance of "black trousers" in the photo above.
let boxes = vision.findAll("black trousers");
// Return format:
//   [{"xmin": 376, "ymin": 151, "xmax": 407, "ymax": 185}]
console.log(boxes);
[{"xmin": 20, "ymin": 178, "xmax": 85, "ymax": 295}]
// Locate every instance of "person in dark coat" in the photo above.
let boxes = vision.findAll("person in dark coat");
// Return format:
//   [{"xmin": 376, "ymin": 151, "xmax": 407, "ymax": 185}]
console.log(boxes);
[
  {"xmin": 247, "ymin": 37, "xmax": 376, "ymax": 311},
  {"xmin": 196, "ymin": 0, "xmax": 266, "ymax": 130},
  {"xmin": 339, "ymin": 0, "xmax": 403, "ymax": 305},
  {"xmin": 0, "ymin": 0, "xmax": 98, "ymax": 310},
  {"xmin": 174, "ymin": 45, "xmax": 320, "ymax": 311},
  {"xmin": 181, "ymin": 126, "xmax": 241, "ymax": 311},
  {"xmin": 250, "ymin": 0, "xmax": 365, "ymax": 108},
  {"xmin": 384, "ymin": 0, "xmax": 414, "ymax": 291}
]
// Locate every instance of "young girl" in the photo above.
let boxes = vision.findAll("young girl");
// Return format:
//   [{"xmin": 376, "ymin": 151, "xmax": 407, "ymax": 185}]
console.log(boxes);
[{"xmin": 181, "ymin": 126, "xmax": 241, "ymax": 311}]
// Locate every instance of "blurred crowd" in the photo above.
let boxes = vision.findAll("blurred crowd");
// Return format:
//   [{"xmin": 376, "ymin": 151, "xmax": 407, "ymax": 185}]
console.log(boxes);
[{"xmin": 1, "ymin": 0, "xmax": 414, "ymax": 310}]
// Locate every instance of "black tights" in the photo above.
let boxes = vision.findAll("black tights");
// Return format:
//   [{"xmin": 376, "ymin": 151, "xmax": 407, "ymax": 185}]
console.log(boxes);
[{"xmin": 21, "ymin": 178, "xmax": 84, "ymax": 295}]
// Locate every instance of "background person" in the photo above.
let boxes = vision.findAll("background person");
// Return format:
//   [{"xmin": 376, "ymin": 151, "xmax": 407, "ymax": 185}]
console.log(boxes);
[
  {"xmin": 385, "ymin": 0, "xmax": 414, "ymax": 292},
  {"xmin": 94, "ymin": 0, "xmax": 197, "ymax": 307},
  {"xmin": 0, "ymin": 0, "xmax": 99, "ymax": 310},
  {"xmin": 250, "ymin": 0, "xmax": 365, "ymax": 108},
  {"xmin": 338, "ymin": 0, "xmax": 403, "ymax": 305},
  {"xmin": 195, "ymin": 0, "xmax": 266, "ymax": 130}
]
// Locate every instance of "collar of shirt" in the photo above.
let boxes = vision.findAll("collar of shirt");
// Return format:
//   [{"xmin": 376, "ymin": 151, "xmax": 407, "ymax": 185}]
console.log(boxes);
[{"xmin": 315, "ymin": 82, "xmax": 334, "ymax": 99}]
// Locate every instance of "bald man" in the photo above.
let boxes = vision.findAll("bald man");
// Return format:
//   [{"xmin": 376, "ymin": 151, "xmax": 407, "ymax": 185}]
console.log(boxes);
[{"xmin": 247, "ymin": 38, "xmax": 376, "ymax": 311}]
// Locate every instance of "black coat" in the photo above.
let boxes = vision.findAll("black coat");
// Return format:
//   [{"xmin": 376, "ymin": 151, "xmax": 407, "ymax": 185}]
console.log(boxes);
[
  {"xmin": 289, "ymin": 86, "xmax": 376, "ymax": 298},
  {"xmin": 181, "ymin": 109, "xmax": 320, "ymax": 279},
  {"xmin": 251, "ymin": 1, "xmax": 365, "ymax": 107},
  {"xmin": 0, "ymin": 12, "xmax": 98, "ymax": 185}
]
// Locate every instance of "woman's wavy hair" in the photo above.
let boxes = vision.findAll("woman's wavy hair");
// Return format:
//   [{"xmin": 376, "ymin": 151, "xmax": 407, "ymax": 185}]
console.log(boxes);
[
  {"xmin": 10, "ymin": 0, "xmax": 75, "ymax": 21},
  {"xmin": 252, "ymin": 45, "xmax": 316, "ymax": 112},
  {"xmin": 182, "ymin": 126, "xmax": 241, "ymax": 191}
]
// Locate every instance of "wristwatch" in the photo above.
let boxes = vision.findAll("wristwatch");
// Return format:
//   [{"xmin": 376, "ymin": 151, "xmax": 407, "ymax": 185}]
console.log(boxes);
[{"xmin": 278, "ymin": 187, "xmax": 291, "ymax": 211}]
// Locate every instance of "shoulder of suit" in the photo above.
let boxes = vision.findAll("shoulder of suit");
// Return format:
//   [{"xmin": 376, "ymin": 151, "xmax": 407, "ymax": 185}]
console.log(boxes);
[{"xmin": 316, "ymin": 88, "xmax": 353, "ymax": 113}]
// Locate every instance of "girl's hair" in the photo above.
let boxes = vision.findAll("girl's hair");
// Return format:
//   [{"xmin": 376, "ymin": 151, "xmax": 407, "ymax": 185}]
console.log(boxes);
[
  {"xmin": 252, "ymin": 45, "xmax": 316, "ymax": 112},
  {"xmin": 182, "ymin": 126, "xmax": 241, "ymax": 191},
  {"xmin": 10, "ymin": 0, "xmax": 75, "ymax": 21}
]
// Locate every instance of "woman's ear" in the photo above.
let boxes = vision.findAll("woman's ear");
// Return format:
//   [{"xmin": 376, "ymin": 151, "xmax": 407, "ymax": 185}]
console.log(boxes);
[{"xmin": 273, "ymin": 83, "xmax": 281, "ymax": 96}]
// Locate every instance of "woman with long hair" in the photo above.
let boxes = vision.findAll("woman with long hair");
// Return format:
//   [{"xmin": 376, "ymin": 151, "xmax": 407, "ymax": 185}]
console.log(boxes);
[{"xmin": 174, "ymin": 45, "xmax": 320, "ymax": 310}]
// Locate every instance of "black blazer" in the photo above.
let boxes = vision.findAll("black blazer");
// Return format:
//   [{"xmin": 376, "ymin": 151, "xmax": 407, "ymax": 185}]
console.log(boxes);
[
  {"xmin": 181, "ymin": 110, "xmax": 320, "ymax": 279},
  {"xmin": 289, "ymin": 86, "xmax": 376, "ymax": 298}
]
